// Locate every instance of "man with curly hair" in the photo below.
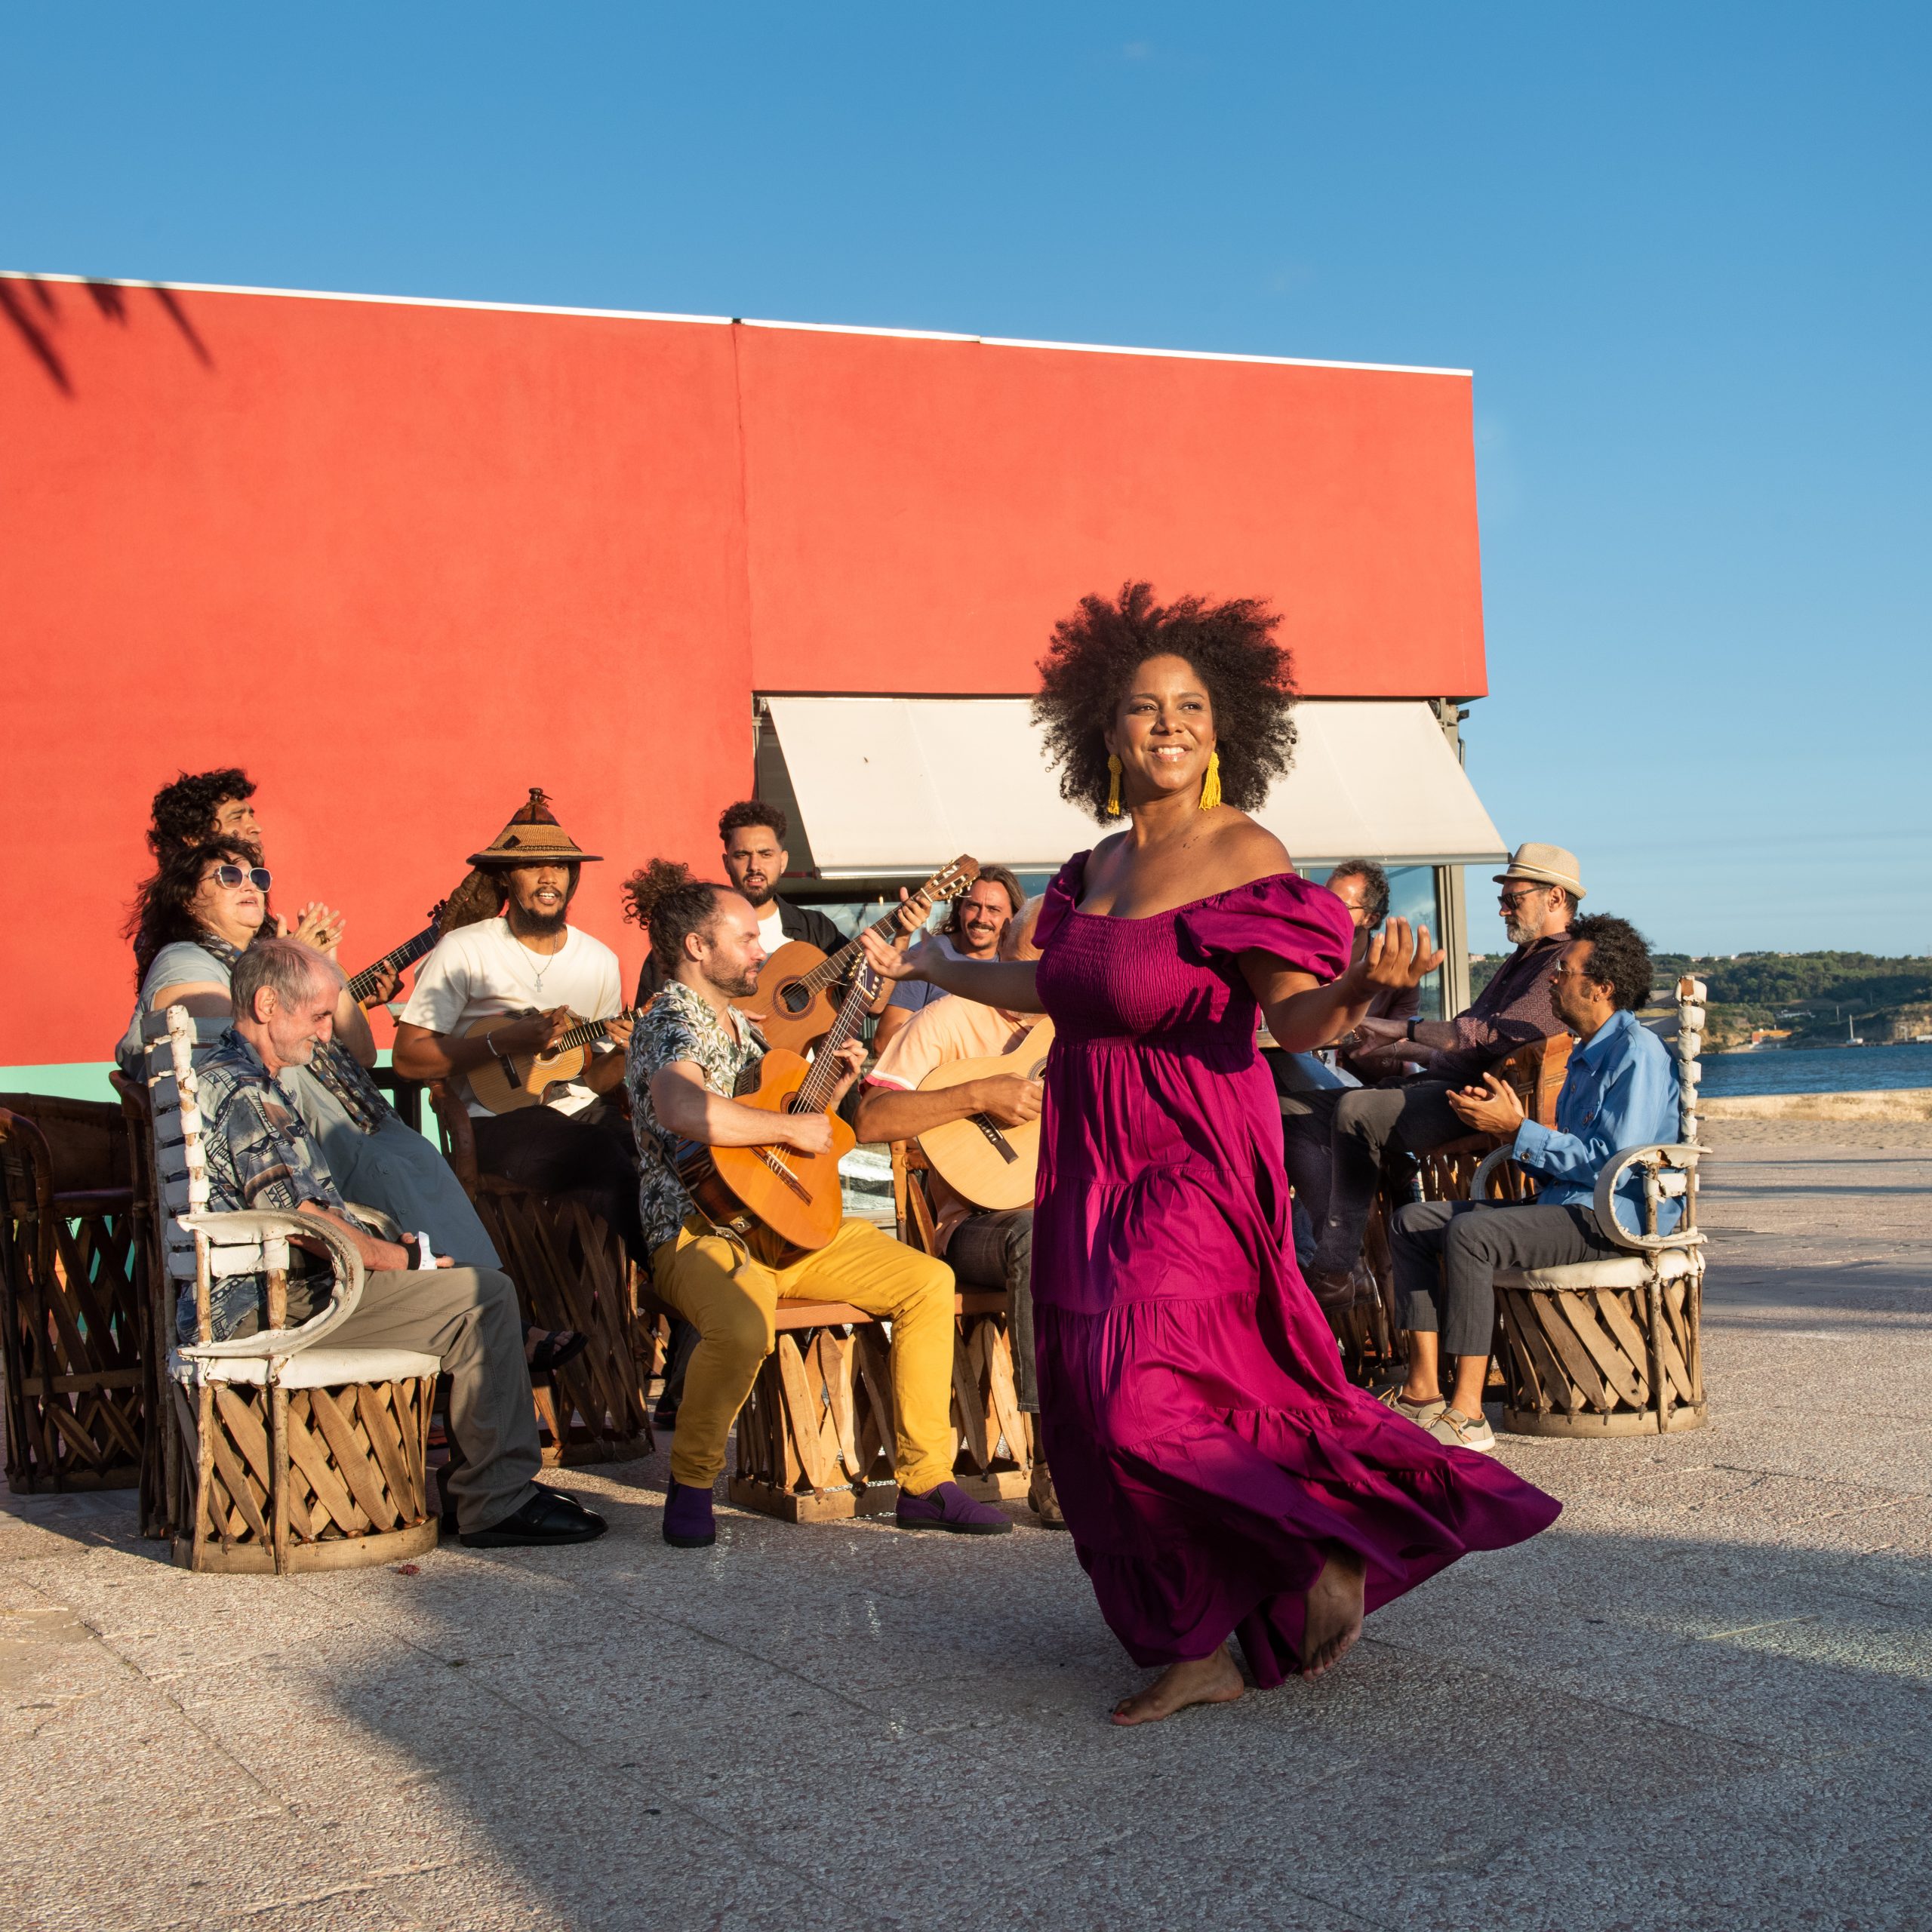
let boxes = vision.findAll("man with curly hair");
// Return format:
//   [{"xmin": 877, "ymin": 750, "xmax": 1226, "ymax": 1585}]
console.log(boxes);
[{"xmin": 1383, "ymin": 914, "xmax": 1679, "ymax": 1453}]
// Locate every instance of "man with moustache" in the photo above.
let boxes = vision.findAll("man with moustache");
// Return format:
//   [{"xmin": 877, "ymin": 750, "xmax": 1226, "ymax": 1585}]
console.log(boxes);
[
  {"xmin": 393, "ymin": 790, "xmax": 641, "ymax": 1263},
  {"xmin": 870, "ymin": 865, "xmax": 1026, "ymax": 1054}
]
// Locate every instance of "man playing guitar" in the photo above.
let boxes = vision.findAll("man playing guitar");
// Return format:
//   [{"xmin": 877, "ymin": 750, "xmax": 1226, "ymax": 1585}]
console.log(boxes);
[
  {"xmin": 624, "ymin": 859, "xmax": 1014, "ymax": 1551},
  {"xmin": 393, "ymin": 791, "xmax": 641, "ymax": 1264},
  {"xmin": 852, "ymin": 897, "xmax": 1061, "ymax": 1527}
]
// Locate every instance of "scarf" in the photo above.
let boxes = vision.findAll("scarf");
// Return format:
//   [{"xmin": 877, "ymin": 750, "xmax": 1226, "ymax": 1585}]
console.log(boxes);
[{"xmin": 200, "ymin": 931, "xmax": 395, "ymax": 1136}]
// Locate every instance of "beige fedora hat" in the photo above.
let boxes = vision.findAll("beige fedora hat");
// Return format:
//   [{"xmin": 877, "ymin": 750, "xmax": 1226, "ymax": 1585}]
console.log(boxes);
[
  {"xmin": 467, "ymin": 788, "xmax": 603, "ymax": 867},
  {"xmin": 1493, "ymin": 841, "xmax": 1585, "ymax": 900}
]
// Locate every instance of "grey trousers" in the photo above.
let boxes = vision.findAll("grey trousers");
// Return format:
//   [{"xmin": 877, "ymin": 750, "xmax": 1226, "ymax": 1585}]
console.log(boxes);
[
  {"xmin": 1390, "ymin": 1198, "xmax": 1617, "ymax": 1358},
  {"xmin": 1299, "ymin": 1079, "xmax": 1469, "ymax": 1275},
  {"xmin": 326, "ymin": 1267, "xmax": 542, "ymax": 1535},
  {"xmin": 288, "ymin": 1072, "xmax": 502, "ymax": 1270},
  {"xmin": 947, "ymin": 1208, "xmax": 1037, "ymax": 1413}
]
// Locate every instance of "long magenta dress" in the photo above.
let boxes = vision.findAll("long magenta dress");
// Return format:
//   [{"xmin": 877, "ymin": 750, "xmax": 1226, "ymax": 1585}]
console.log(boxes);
[{"xmin": 1031, "ymin": 857, "xmax": 1561, "ymax": 1685}]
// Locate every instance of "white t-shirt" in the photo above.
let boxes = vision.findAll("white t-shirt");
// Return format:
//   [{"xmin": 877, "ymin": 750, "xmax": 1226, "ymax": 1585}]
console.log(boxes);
[
  {"xmin": 756, "ymin": 903, "xmax": 786, "ymax": 955},
  {"xmin": 401, "ymin": 918, "xmax": 623, "ymax": 1118}
]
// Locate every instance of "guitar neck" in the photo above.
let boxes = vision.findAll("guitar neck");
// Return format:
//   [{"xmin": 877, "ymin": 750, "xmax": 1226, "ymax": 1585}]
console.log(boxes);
[
  {"xmin": 792, "ymin": 968, "xmax": 878, "ymax": 1114},
  {"xmin": 549, "ymin": 1008, "xmax": 633, "ymax": 1056},
  {"xmin": 347, "ymin": 924, "xmax": 439, "ymax": 1004},
  {"xmin": 798, "ymin": 908, "xmax": 903, "ymax": 998}
]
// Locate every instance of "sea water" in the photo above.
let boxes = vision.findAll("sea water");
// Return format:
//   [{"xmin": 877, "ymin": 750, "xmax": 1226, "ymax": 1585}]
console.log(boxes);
[{"xmin": 1702, "ymin": 1041, "xmax": 1932, "ymax": 1098}]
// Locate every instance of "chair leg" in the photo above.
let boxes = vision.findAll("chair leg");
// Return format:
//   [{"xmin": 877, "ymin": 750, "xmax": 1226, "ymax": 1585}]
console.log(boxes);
[
  {"xmin": 271, "ymin": 1385, "xmax": 292, "ymax": 1577},
  {"xmin": 1647, "ymin": 1275, "xmax": 1671, "ymax": 1435},
  {"xmin": 190, "ymin": 1383, "xmax": 216, "ymax": 1571}
]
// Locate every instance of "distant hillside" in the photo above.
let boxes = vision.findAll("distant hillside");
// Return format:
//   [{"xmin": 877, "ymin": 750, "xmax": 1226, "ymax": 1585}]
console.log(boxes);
[{"xmin": 1467, "ymin": 949, "xmax": 1932, "ymax": 1049}]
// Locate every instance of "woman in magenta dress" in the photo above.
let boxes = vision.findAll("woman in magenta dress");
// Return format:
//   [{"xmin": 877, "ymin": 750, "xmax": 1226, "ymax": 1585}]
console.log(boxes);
[{"xmin": 861, "ymin": 584, "xmax": 1559, "ymax": 1723}]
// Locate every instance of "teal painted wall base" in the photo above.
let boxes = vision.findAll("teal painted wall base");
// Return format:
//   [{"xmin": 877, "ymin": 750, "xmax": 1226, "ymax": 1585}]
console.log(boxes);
[{"xmin": 0, "ymin": 1061, "xmax": 118, "ymax": 1105}]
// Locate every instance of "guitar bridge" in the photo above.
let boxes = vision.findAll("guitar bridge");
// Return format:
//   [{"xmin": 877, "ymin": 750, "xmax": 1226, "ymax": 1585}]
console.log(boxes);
[{"xmin": 970, "ymin": 1114, "xmax": 1020, "ymax": 1164}]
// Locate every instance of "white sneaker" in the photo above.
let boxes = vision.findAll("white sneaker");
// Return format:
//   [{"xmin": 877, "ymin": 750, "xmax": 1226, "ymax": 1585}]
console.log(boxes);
[
  {"xmin": 1429, "ymin": 1407, "xmax": 1497, "ymax": 1454},
  {"xmin": 1375, "ymin": 1386, "xmax": 1447, "ymax": 1427}
]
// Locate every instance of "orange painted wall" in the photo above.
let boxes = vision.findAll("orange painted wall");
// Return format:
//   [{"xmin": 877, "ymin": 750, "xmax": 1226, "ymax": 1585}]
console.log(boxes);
[{"xmin": 1, "ymin": 278, "xmax": 1484, "ymax": 1066}]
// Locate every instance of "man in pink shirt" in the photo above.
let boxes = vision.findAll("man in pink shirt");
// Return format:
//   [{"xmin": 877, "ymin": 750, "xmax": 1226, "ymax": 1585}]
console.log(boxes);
[{"xmin": 853, "ymin": 900, "xmax": 1062, "ymax": 1527}]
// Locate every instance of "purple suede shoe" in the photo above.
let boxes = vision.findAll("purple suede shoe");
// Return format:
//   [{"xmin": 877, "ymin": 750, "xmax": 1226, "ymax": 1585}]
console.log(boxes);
[
  {"xmin": 894, "ymin": 1480, "xmax": 1014, "ymax": 1536},
  {"xmin": 662, "ymin": 1479, "xmax": 716, "ymax": 1549}
]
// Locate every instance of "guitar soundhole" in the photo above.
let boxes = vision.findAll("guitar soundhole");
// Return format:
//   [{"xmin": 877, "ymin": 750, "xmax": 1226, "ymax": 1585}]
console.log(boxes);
[{"xmin": 778, "ymin": 982, "xmax": 812, "ymax": 1016}]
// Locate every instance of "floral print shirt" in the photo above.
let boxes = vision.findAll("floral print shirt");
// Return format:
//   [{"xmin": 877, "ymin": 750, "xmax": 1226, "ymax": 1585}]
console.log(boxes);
[{"xmin": 626, "ymin": 982, "xmax": 766, "ymax": 1257}]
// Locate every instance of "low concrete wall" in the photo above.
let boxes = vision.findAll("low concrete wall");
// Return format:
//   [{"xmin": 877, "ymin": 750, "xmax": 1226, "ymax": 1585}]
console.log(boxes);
[{"xmin": 1702, "ymin": 1088, "xmax": 1932, "ymax": 1122}]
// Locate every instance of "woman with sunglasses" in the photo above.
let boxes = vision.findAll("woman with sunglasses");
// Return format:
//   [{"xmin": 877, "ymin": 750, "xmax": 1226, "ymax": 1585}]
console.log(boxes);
[{"xmin": 116, "ymin": 842, "xmax": 600, "ymax": 1361}]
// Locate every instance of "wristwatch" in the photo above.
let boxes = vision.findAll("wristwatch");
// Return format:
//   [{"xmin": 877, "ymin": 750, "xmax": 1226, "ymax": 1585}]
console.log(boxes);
[{"xmin": 1406, "ymin": 1017, "xmax": 1420, "ymax": 1042}]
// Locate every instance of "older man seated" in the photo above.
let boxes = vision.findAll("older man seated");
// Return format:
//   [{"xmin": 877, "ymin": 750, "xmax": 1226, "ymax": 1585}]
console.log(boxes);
[
  {"xmin": 188, "ymin": 935, "xmax": 606, "ymax": 1549},
  {"xmin": 1383, "ymin": 913, "xmax": 1678, "ymax": 1453}
]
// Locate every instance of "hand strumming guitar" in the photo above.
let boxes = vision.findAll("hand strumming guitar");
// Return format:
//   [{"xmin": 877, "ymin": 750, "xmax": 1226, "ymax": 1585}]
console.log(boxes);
[
  {"xmin": 486, "ymin": 1007, "xmax": 574, "ymax": 1058},
  {"xmin": 974, "ymin": 1073, "xmax": 1044, "ymax": 1128},
  {"xmin": 774, "ymin": 1038, "xmax": 868, "ymax": 1155}
]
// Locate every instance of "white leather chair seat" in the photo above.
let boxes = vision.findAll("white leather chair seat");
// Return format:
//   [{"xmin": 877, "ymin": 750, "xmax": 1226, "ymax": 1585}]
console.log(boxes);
[
  {"xmin": 172, "ymin": 1347, "xmax": 441, "ymax": 1388},
  {"xmin": 1494, "ymin": 1245, "xmax": 1697, "ymax": 1293}
]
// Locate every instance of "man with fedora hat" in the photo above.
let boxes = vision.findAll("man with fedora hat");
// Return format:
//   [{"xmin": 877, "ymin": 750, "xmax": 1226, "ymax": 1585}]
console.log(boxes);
[
  {"xmin": 393, "ymin": 789, "xmax": 642, "ymax": 1260},
  {"xmin": 1292, "ymin": 841, "xmax": 1583, "ymax": 1303}
]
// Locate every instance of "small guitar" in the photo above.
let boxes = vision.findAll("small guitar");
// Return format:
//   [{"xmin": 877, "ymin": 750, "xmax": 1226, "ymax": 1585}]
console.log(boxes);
[
  {"xmin": 464, "ymin": 1008, "xmax": 637, "ymax": 1115},
  {"xmin": 347, "ymin": 900, "xmax": 449, "ymax": 1007},
  {"xmin": 678, "ymin": 968, "xmax": 875, "ymax": 1266},
  {"xmin": 915, "ymin": 1018, "xmax": 1055, "ymax": 1211},
  {"xmin": 737, "ymin": 856, "xmax": 980, "ymax": 1054}
]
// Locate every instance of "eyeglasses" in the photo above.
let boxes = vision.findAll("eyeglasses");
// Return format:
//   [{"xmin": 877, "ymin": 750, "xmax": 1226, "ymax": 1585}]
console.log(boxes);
[{"xmin": 212, "ymin": 865, "xmax": 272, "ymax": 891}]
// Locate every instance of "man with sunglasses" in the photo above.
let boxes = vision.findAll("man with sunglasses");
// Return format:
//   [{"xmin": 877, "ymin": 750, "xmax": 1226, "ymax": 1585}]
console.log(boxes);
[{"xmin": 1297, "ymin": 843, "xmax": 1581, "ymax": 1305}]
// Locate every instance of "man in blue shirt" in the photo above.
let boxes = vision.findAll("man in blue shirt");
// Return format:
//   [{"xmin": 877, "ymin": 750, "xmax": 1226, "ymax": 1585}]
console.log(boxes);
[{"xmin": 1383, "ymin": 915, "xmax": 1680, "ymax": 1453}]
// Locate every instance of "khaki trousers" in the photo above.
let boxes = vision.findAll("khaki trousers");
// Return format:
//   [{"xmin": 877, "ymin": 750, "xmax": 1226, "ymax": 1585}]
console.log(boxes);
[
  {"xmin": 325, "ymin": 1266, "xmax": 542, "ymax": 1535},
  {"xmin": 650, "ymin": 1217, "xmax": 956, "ymax": 1493}
]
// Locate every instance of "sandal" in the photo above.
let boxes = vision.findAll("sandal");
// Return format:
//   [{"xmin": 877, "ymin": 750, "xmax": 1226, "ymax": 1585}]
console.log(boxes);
[{"xmin": 523, "ymin": 1324, "xmax": 591, "ymax": 1375}]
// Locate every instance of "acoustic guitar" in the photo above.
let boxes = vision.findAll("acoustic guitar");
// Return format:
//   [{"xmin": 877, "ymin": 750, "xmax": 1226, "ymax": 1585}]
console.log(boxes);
[
  {"xmin": 347, "ymin": 900, "xmax": 448, "ymax": 1007},
  {"xmin": 678, "ymin": 968, "xmax": 875, "ymax": 1268},
  {"xmin": 915, "ymin": 1018, "xmax": 1055, "ymax": 1211},
  {"xmin": 463, "ymin": 1008, "xmax": 636, "ymax": 1115},
  {"xmin": 737, "ymin": 856, "xmax": 980, "ymax": 1054}
]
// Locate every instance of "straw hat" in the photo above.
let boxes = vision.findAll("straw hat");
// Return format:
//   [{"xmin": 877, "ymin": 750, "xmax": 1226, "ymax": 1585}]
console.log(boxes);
[
  {"xmin": 466, "ymin": 789, "xmax": 603, "ymax": 867},
  {"xmin": 1493, "ymin": 841, "xmax": 1585, "ymax": 900}
]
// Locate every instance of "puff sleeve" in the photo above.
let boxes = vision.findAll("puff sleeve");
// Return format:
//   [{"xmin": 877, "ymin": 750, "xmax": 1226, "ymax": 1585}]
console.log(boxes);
[
  {"xmin": 1174, "ymin": 874, "xmax": 1352, "ymax": 983},
  {"xmin": 1032, "ymin": 851, "xmax": 1091, "ymax": 953}
]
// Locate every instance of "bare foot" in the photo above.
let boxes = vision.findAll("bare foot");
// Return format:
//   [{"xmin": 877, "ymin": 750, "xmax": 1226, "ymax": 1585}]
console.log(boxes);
[
  {"xmin": 1300, "ymin": 1546, "xmax": 1366, "ymax": 1680},
  {"xmin": 1110, "ymin": 1647, "xmax": 1245, "ymax": 1726}
]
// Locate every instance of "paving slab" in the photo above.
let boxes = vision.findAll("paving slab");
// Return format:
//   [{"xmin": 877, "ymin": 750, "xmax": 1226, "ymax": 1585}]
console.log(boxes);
[{"xmin": 5, "ymin": 1119, "xmax": 1930, "ymax": 1930}]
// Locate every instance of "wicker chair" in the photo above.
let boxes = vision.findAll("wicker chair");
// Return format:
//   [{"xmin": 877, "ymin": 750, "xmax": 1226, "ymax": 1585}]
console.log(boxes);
[
  {"xmin": 146, "ymin": 1005, "xmax": 440, "ymax": 1572},
  {"xmin": 1470, "ymin": 977, "xmax": 1709, "ymax": 1436}
]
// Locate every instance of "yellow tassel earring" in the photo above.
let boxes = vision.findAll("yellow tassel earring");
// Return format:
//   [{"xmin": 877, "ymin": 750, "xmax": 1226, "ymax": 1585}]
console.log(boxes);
[
  {"xmin": 1105, "ymin": 753, "xmax": 1124, "ymax": 817},
  {"xmin": 1199, "ymin": 749, "xmax": 1222, "ymax": 811}
]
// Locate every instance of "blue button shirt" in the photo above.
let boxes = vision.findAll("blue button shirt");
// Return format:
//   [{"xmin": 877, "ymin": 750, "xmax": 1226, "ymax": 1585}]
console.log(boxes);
[{"xmin": 1512, "ymin": 1009, "xmax": 1682, "ymax": 1234}]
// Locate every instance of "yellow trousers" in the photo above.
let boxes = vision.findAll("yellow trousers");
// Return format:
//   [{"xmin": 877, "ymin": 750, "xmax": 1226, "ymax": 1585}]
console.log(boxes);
[{"xmin": 650, "ymin": 1215, "xmax": 957, "ymax": 1493}]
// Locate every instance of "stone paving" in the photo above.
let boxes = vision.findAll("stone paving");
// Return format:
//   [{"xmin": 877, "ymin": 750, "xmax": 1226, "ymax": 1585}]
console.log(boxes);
[{"xmin": 4, "ymin": 1120, "xmax": 1928, "ymax": 1932}]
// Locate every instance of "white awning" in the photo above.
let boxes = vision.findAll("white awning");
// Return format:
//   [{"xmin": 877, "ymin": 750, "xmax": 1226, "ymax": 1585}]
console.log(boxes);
[{"xmin": 762, "ymin": 697, "xmax": 1506, "ymax": 878}]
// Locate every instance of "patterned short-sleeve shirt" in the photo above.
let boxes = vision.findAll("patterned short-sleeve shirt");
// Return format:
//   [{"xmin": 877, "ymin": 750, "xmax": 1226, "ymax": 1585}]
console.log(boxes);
[
  {"xmin": 186, "ymin": 1029, "xmax": 348, "ymax": 1341},
  {"xmin": 626, "ymin": 981, "xmax": 767, "ymax": 1257}
]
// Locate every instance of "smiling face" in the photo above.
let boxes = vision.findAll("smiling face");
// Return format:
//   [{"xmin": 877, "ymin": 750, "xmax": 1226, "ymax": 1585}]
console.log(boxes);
[
  {"xmin": 503, "ymin": 863, "xmax": 577, "ymax": 939},
  {"xmin": 688, "ymin": 890, "xmax": 765, "ymax": 999},
  {"xmin": 952, "ymin": 879, "xmax": 1017, "ymax": 959},
  {"xmin": 721, "ymin": 824, "xmax": 786, "ymax": 909},
  {"xmin": 189, "ymin": 856, "xmax": 269, "ymax": 950},
  {"xmin": 211, "ymin": 794, "xmax": 262, "ymax": 849},
  {"xmin": 1105, "ymin": 654, "xmax": 1215, "ymax": 810},
  {"xmin": 251, "ymin": 967, "xmax": 338, "ymax": 1070}
]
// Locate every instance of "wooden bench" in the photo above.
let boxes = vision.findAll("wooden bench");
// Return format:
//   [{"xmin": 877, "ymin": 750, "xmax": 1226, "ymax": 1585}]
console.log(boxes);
[
  {"xmin": 428, "ymin": 1083, "xmax": 656, "ymax": 1464},
  {"xmin": 721, "ymin": 1140, "xmax": 1034, "ymax": 1524},
  {"xmin": 0, "ymin": 1094, "xmax": 145, "ymax": 1495}
]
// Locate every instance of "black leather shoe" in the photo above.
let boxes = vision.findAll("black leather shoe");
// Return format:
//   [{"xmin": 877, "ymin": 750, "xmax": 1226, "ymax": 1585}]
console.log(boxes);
[{"xmin": 459, "ymin": 1484, "xmax": 608, "ymax": 1548}]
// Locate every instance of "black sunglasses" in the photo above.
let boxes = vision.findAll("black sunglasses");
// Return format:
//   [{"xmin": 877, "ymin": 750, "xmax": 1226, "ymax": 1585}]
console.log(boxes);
[{"xmin": 213, "ymin": 864, "xmax": 272, "ymax": 891}]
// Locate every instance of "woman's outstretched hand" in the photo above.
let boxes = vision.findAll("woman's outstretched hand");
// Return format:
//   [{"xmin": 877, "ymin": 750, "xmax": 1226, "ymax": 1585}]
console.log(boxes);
[
  {"xmin": 1357, "ymin": 916, "xmax": 1445, "ymax": 992},
  {"xmin": 858, "ymin": 927, "xmax": 932, "ymax": 983}
]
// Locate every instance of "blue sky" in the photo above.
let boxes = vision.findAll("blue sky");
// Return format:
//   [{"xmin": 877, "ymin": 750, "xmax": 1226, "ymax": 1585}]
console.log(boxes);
[{"xmin": 8, "ymin": 5, "xmax": 1927, "ymax": 955}]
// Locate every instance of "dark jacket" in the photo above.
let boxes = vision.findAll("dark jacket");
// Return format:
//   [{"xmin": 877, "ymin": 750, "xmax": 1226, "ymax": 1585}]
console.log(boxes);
[{"xmin": 1413, "ymin": 931, "xmax": 1567, "ymax": 1084}]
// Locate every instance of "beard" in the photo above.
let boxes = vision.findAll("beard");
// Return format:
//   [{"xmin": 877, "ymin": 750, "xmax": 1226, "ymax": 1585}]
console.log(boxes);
[
  {"xmin": 709, "ymin": 961, "xmax": 762, "ymax": 1000},
  {"xmin": 507, "ymin": 899, "xmax": 571, "ymax": 940},
  {"xmin": 736, "ymin": 878, "xmax": 777, "ymax": 909}
]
